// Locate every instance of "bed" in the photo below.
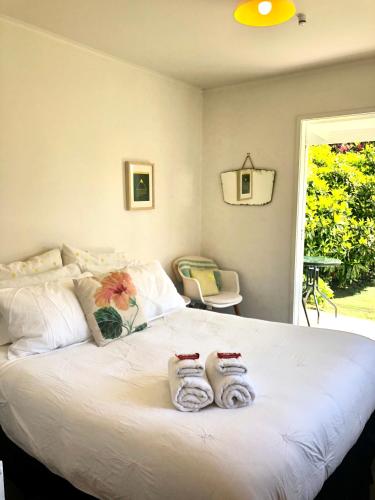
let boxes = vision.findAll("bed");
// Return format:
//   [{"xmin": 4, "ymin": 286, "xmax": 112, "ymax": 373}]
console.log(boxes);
[{"xmin": 0, "ymin": 307, "xmax": 374, "ymax": 500}]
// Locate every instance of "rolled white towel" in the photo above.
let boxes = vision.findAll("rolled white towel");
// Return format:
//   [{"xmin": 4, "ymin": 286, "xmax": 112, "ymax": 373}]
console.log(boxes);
[
  {"xmin": 206, "ymin": 351, "xmax": 255, "ymax": 409},
  {"xmin": 168, "ymin": 354, "xmax": 214, "ymax": 412},
  {"xmin": 170, "ymin": 353, "xmax": 204, "ymax": 378},
  {"xmin": 215, "ymin": 352, "xmax": 247, "ymax": 375}
]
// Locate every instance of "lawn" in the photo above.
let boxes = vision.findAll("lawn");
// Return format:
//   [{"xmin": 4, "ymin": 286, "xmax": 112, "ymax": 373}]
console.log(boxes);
[{"xmin": 326, "ymin": 284, "xmax": 375, "ymax": 321}]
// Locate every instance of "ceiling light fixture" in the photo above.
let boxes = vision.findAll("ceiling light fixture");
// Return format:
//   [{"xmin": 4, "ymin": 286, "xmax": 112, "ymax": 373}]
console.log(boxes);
[
  {"xmin": 258, "ymin": 1, "xmax": 273, "ymax": 15},
  {"xmin": 234, "ymin": 0, "xmax": 297, "ymax": 27}
]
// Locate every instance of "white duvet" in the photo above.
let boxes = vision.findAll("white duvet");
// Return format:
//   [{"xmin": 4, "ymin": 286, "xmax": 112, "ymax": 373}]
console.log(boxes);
[{"xmin": 0, "ymin": 308, "xmax": 374, "ymax": 500}]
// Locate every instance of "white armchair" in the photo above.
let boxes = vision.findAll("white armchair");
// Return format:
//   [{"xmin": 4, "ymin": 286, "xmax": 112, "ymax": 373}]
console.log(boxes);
[{"xmin": 172, "ymin": 256, "xmax": 242, "ymax": 315}]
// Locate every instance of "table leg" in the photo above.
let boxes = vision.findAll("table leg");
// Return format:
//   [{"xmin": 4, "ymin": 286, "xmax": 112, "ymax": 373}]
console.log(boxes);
[
  {"xmin": 312, "ymin": 267, "xmax": 321, "ymax": 324},
  {"xmin": 302, "ymin": 266, "xmax": 315, "ymax": 328},
  {"xmin": 303, "ymin": 260, "xmax": 341, "ymax": 325},
  {"xmin": 302, "ymin": 283, "xmax": 313, "ymax": 327},
  {"xmin": 316, "ymin": 287, "xmax": 338, "ymax": 318},
  {"xmin": 302, "ymin": 295, "xmax": 310, "ymax": 327},
  {"xmin": 313, "ymin": 288, "xmax": 320, "ymax": 324}
]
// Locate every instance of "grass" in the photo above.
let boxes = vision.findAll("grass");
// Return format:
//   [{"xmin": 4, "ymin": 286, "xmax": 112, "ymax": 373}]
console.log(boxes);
[{"xmin": 323, "ymin": 283, "xmax": 375, "ymax": 321}]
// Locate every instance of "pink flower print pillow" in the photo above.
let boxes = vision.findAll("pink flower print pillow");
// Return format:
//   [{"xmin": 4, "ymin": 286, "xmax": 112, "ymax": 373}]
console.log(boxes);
[{"xmin": 74, "ymin": 271, "xmax": 147, "ymax": 346}]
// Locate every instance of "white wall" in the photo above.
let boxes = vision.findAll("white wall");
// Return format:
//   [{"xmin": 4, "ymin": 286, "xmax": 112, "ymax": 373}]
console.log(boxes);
[
  {"xmin": 0, "ymin": 18, "xmax": 202, "ymax": 271},
  {"xmin": 202, "ymin": 59, "xmax": 375, "ymax": 322},
  {"xmin": 1, "ymin": 17, "xmax": 375, "ymax": 323}
]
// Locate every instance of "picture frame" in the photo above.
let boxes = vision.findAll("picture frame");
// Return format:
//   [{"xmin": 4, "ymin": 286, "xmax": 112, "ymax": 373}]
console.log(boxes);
[
  {"xmin": 125, "ymin": 161, "xmax": 154, "ymax": 210},
  {"xmin": 237, "ymin": 168, "xmax": 252, "ymax": 201}
]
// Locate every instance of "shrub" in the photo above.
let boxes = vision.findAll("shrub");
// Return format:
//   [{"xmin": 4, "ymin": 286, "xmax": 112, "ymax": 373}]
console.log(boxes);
[{"xmin": 305, "ymin": 142, "xmax": 375, "ymax": 288}]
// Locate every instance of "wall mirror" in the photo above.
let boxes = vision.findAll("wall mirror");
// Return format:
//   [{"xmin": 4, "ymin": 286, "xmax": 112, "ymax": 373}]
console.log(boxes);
[{"xmin": 221, "ymin": 154, "xmax": 276, "ymax": 206}]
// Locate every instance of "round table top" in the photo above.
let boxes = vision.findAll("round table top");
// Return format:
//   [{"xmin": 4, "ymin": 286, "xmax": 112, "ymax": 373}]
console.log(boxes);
[{"xmin": 304, "ymin": 256, "xmax": 342, "ymax": 267}]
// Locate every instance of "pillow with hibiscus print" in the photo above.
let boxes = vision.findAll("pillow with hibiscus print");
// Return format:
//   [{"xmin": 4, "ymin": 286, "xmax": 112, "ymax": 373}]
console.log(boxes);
[{"xmin": 74, "ymin": 271, "xmax": 147, "ymax": 346}]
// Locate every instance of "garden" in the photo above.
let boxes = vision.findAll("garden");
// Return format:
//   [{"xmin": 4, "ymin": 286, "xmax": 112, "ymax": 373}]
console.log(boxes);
[{"xmin": 304, "ymin": 141, "xmax": 375, "ymax": 320}]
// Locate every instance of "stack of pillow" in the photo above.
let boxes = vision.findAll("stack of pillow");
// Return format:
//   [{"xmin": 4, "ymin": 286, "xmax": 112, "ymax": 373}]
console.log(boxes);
[{"xmin": 0, "ymin": 245, "xmax": 185, "ymax": 359}]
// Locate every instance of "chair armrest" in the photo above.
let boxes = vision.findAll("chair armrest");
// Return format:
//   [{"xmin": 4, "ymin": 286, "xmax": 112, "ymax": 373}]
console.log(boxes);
[
  {"xmin": 182, "ymin": 276, "xmax": 204, "ymax": 302},
  {"xmin": 219, "ymin": 270, "xmax": 240, "ymax": 294}
]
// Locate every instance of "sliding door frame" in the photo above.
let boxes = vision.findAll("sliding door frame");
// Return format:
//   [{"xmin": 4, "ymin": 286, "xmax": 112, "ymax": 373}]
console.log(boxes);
[{"xmin": 291, "ymin": 107, "xmax": 375, "ymax": 325}]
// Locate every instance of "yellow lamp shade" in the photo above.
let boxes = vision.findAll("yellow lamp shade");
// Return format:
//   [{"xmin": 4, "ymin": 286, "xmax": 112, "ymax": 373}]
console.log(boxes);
[{"xmin": 234, "ymin": 0, "xmax": 296, "ymax": 27}]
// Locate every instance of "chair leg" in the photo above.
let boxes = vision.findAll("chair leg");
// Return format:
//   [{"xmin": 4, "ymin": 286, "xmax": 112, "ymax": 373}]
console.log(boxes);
[{"xmin": 234, "ymin": 304, "xmax": 240, "ymax": 316}]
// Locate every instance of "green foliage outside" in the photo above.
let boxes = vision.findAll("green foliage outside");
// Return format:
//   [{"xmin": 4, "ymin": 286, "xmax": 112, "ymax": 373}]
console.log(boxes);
[
  {"xmin": 305, "ymin": 142, "xmax": 375, "ymax": 289},
  {"xmin": 326, "ymin": 283, "xmax": 375, "ymax": 320}
]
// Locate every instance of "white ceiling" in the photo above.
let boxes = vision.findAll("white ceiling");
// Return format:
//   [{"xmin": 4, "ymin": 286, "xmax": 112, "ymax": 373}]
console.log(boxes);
[
  {"xmin": 306, "ymin": 113, "xmax": 375, "ymax": 145},
  {"xmin": 1, "ymin": 0, "xmax": 375, "ymax": 89}
]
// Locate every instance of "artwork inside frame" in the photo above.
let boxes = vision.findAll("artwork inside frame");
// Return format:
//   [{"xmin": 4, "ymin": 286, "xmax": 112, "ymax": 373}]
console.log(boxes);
[
  {"xmin": 125, "ymin": 161, "xmax": 154, "ymax": 210},
  {"xmin": 237, "ymin": 168, "xmax": 252, "ymax": 201}
]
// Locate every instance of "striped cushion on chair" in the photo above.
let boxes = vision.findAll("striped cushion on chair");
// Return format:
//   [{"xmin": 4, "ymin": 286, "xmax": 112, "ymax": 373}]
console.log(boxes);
[
  {"xmin": 178, "ymin": 258, "xmax": 217, "ymax": 277},
  {"xmin": 175, "ymin": 257, "xmax": 222, "ymax": 290}
]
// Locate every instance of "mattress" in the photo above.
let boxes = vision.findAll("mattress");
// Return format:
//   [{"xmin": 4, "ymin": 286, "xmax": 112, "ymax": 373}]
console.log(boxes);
[{"xmin": 0, "ymin": 308, "xmax": 374, "ymax": 500}]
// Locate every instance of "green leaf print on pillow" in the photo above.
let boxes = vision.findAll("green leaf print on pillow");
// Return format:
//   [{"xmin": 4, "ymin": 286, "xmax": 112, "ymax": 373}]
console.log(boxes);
[{"xmin": 94, "ymin": 307, "xmax": 123, "ymax": 339}]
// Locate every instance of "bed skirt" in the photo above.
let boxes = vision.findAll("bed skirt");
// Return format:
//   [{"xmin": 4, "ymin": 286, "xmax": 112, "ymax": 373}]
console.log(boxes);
[{"xmin": 0, "ymin": 411, "xmax": 374, "ymax": 500}]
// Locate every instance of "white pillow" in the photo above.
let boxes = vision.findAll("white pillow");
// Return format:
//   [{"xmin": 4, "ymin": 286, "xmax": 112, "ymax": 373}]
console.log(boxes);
[
  {"xmin": 0, "ymin": 248, "xmax": 62, "ymax": 280},
  {"xmin": 0, "ymin": 317, "xmax": 8, "ymax": 347},
  {"xmin": 62, "ymin": 244, "xmax": 136, "ymax": 273},
  {"xmin": 0, "ymin": 264, "xmax": 82, "ymax": 290},
  {"xmin": 0, "ymin": 278, "xmax": 91, "ymax": 359},
  {"xmin": 126, "ymin": 261, "xmax": 185, "ymax": 321},
  {"xmin": 0, "ymin": 264, "xmax": 84, "ymax": 346}
]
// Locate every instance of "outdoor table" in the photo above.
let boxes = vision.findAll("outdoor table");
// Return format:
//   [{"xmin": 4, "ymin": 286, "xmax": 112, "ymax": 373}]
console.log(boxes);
[{"xmin": 302, "ymin": 256, "xmax": 342, "ymax": 327}]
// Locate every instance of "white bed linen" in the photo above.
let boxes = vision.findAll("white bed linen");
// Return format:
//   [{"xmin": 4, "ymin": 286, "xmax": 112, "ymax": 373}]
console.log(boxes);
[
  {"xmin": 0, "ymin": 346, "xmax": 8, "ymax": 367},
  {"xmin": 0, "ymin": 308, "xmax": 374, "ymax": 500}
]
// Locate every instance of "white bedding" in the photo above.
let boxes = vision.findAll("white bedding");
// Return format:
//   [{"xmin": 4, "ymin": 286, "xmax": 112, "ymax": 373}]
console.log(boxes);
[
  {"xmin": 0, "ymin": 308, "xmax": 374, "ymax": 500},
  {"xmin": 0, "ymin": 346, "xmax": 8, "ymax": 367}
]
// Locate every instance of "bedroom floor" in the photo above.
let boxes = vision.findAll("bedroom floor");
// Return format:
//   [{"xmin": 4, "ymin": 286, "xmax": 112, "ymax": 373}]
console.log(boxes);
[{"xmin": 4, "ymin": 478, "xmax": 23, "ymax": 499}]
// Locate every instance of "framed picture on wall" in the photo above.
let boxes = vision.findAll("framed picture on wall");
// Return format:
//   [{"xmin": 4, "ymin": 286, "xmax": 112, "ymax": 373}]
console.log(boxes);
[
  {"xmin": 237, "ymin": 168, "xmax": 252, "ymax": 201},
  {"xmin": 125, "ymin": 161, "xmax": 154, "ymax": 210}
]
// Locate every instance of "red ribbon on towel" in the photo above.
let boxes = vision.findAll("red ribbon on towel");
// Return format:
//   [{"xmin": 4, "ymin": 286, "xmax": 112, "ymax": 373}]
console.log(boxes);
[
  {"xmin": 175, "ymin": 353, "xmax": 200, "ymax": 360},
  {"xmin": 217, "ymin": 352, "xmax": 241, "ymax": 359}
]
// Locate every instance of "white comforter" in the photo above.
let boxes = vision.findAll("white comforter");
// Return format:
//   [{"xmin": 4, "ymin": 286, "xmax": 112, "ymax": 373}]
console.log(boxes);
[{"xmin": 0, "ymin": 308, "xmax": 374, "ymax": 500}]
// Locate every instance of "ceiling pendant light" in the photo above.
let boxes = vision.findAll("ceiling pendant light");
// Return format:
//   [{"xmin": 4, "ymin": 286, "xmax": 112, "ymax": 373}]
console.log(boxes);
[{"xmin": 234, "ymin": 0, "xmax": 296, "ymax": 27}]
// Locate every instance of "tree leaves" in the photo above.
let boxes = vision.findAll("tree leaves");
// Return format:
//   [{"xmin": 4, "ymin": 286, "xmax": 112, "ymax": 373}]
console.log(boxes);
[
  {"xmin": 94, "ymin": 307, "xmax": 123, "ymax": 339},
  {"xmin": 305, "ymin": 144, "xmax": 375, "ymax": 287}
]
